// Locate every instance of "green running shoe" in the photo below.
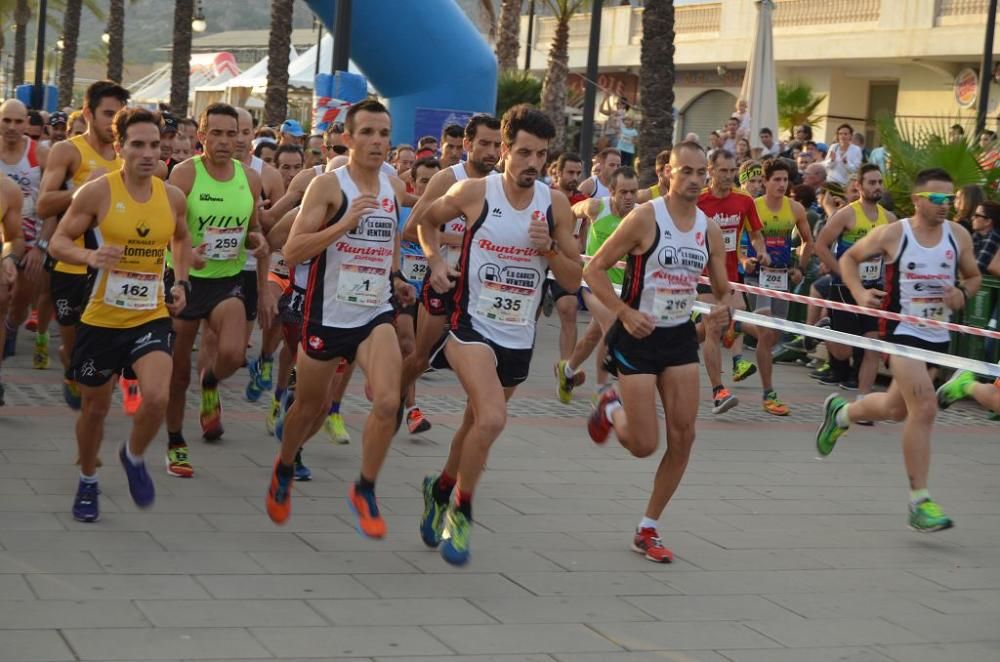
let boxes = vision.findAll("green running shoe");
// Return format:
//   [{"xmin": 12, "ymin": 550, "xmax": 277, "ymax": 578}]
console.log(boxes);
[
  {"xmin": 324, "ymin": 413, "xmax": 350, "ymax": 444},
  {"xmin": 936, "ymin": 370, "xmax": 974, "ymax": 410},
  {"xmin": 265, "ymin": 396, "xmax": 281, "ymax": 436},
  {"xmin": 554, "ymin": 360, "xmax": 585, "ymax": 404},
  {"xmin": 909, "ymin": 499, "xmax": 954, "ymax": 532},
  {"xmin": 440, "ymin": 506, "xmax": 471, "ymax": 566},
  {"xmin": 419, "ymin": 475, "xmax": 447, "ymax": 548},
  {"xmin": 732, "ymin": 358, "xmax": 757, "ymax": 382},
  {"xmin": 816, "ymin": 393, "xmax": 849, "ymax": 457}
]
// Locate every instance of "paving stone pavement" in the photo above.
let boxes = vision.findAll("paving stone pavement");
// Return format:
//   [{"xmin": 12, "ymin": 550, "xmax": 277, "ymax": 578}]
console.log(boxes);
[{"xmin": 0, "ymin": 314, "xmax": 998, "ymax": 661}]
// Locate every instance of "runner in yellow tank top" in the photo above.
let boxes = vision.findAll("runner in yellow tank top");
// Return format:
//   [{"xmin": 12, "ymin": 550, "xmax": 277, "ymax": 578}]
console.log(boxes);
[
  {"xmin": 49, "ymin": 108, "xmax": 194, "ymax": 524},
  {"xmin": 36, "ymin": 80, "xmax": 130, "ymax": 411}
]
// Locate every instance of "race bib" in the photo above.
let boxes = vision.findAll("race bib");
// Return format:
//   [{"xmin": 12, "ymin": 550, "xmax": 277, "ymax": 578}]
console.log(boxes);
[
  {"xmin": 104, "ymin": 270, "xmax": 159, "ymax": 310},
  {"xmin": 722, "ymin": 228, "xmax": 737, "ymax": 252},
  {"xmin": 203, "ymin": 226, "xmax": 243, "ymax": 261},
  {"xmin": 652, "ymin": 286, "xmax": 695, "ymax": 322},
  {"xmin": 336, "ymin": 261, "xmax": 388, "ymax": 306},
  {"xmin": 475, "ymin": 280, "xmax": 534, "ymax": 326},
  {"xmin": 911, "ymin": 296, "xmax": 949, "ymax": 327},
  {"xmin": 760, "ymin": 266, "xmax": 788, "ymax": 291},
  {"xmin": 859, "ymin": 258, "xmax": 882, "ymax": 283},
  {"xmin": 402, "ymin": 254, "xmax": 429, "ymax": 282},
  {"xmin": 270, "ymin": 252, "xmax": 289, "ymax": 278}
]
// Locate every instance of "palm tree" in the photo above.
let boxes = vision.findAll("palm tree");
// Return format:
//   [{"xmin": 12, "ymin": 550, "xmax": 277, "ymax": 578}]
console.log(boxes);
[
  {"xmin": 264, "ymin": 0, "xmax": 294, "ymax": 126},
  {"xmin": 497, "ymin": 69, "xmax": 541, "ymax": 117},
  {"xmin": 776, "ymin": 81, "xmax": 825, "ymax": 139},
  {"xmin": 637, "ymin": 0, "xmax": 674, "ymax": 187},
  {"xmin": 540, "ymin": 0, "xmax": 583, "ymax": 151},
  {"xmin": 106, "ymin": 0, "xmax": 124, "ymax": 83},
  {"xmin": 170, "ymin": 0, "xmax": 194, "ymax": 117},
  {"xmin": 56, "ymin": 0, "xmax": 82, "ymax": 106},
  {"xmin": 495, "ymin": 0, "xmax": 522, "ymax": 72},
  {"xmin": 12, "ymin": 0, "xmax": 29, "ymax": 87}
]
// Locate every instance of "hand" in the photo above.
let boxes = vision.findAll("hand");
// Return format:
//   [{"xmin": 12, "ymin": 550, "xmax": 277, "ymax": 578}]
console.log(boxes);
[
  {"xmin": 340, "ymin": 195, "xmax": 380, "ymax": 231},
  {"xmin": 257, "ymin": 198, "xmax": 272, "ymax": 212},
  {"xmin": 790, "ymin": 267, "xmax": 803, "ymax": 286},
  {"xmin": 619, "ymin": 307, "xmax": 656, "ymax": 339},
  {"xmin": 757, "ymin": 252, "xmax": 771, "ymax": 267},
  {"xmin": 942, "ymin": 285, "xmax": 966, "ymax": 312},
  {"xmin": 257, "ymin": 289, "xmax": 277, "ymax": 331},
  {"xmin": 428, "ymin": 254, "xmax": 458, "ymax": 294},
  {"xmin": 192, "ymin": 243, "xmax": 207, "ymax": 270},
  {"xmin": 166, "ymin": 285, "xmax": 186, "ymax": 316},
  {"xmin": 21, "ymin": 246, "xmax": 43, "ymax": 279},
  {"xmin": 247, "ymin": 232, "xmax": 270, "ymax": 260},
  {"xmin": 818, "ymin": 261, "xmax": 831, "ymax": 275},
  {"xmin": 86, "ymin": 245, "xmax": 123, "ymax": 270},
  {"xmin": 741, "ymin": 257, "xmax": 759, "ymax": 275},
  {"xmin": 855, "ymin": 287, "xmax": 885, "ymax": 309},
  {"xmin": 528, "ymin": 215, "xmax": 552, "ymax": 252},
  {"xmin": 394, "ymin": 278, "xmax": 416, "ymax": 306}
]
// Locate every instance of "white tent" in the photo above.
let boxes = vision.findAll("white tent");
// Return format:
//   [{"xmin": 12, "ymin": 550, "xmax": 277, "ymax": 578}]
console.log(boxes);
[
  {"xmin": 131, "ymin": 52, "xmax": 241, "ymax": 106},
  {"xmin": 197, "ymin": 46, "xmax": 298, "ymax": 93},
  {"xmin": 287, "ymin": 33, "xmax": 365, "ymax": 90},
  {"xmin": 740, "ymin": 0, "xmax": 779, "ymax": 150}
]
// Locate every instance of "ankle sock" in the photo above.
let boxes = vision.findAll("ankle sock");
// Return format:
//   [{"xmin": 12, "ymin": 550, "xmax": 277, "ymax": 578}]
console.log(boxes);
[
  {"xmin": 328, "ymin": 401, "xmax": 340, "ymax": 415},
  {"xmin": 909, "ymin": 488, "xmax": 930, "ymax": 506},
  {"xmin": 276, "ymin": 462, "xmax": 294, "ymax": 479},
  {"xmin": 639, "ymin": 516, "xmax": 658, "ymax": 531},
  {"xmin": 167, "ymin": 431, "xmax": 186, "ymax": 448},
  {"xmin": 834, "ymin": 403, "xmax": 851, "ymax": 428},
  {"xmin": 712, "ymin": 384, "xmax": 724, "ymax": 395},
  {"xmin": 124, "ymin": 444, "xmax": 143, "ymax": 465},
  {"xmin": 80, "ymin": 472, "xmax": 98, "ymax": 484},
  {"xmin": 604, "ymin": 400, "xmax": 622, "ymax": 422},
  {"xmin": 563, "ymin": 362, "xmax": 575, "ymax": 379},
  {"xmin": 732, "ymin": 354, "xmax": 743, "ymax": 368},
  {"xmin": 201, "ymin": 371, "xmax": 218, "ymax": 390},
  {"xmin": 455, "ymin": 488, "xmax": 472, "ymax": 519},
  {"xmin": 356, "ymin": 475, "xmax": 375, "ymax": 493},
  {"xmin": 274, "ymin": 387, "xmax": 285, "ymax": 401}
]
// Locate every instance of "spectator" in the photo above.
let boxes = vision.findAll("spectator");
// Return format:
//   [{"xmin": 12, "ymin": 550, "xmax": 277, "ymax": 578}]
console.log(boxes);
[
  {"xmin": 392, "ymin": 144, "xmax": 416, "ymax": 175},
  {"xmin": 824, "ymin": 122, "xmax": 863, "ymax": 185},
  {"xmin": 721, "ymin": 116, "xmax": 740, "ymax": 152},
  {"xmin": 734, "ymin": 137, "xmax": 751, "ymax": 165},
  {"xmin": 733, "ymin": 98, "xmax": 750, "ymax": 135},
  {"xmin": 708, "ymin": 131, "xmax": 723, "ymax": 151},
  {"xmin": 793, "ymin": 124, "xmax": 812, "ymax": 143},
  {"xmin": 684, "ymin": 132, "xmax": 701, "ymax": 145},
  {"xmin": 869, "ymin": 142, "xmax": 888, "ymax": 173},
  {"xmin": 972, "ymin": 201, "xmax": 1000, "ymax": 274},
  {"xmin": 796, "ymin": 151, "xmax": 813, "ymax": 172},
  {"xmin": 618, "ymin": 115, "xmax": 638, "ymax": 167},
  {"xmin": 599, "ymin": 95, "xmax": 628, "ymax": 149},
  {"xmin": 954, "ymin": 184, "xmax": 985, "ymax": 233},
  {"xmin": 759, "ymin": 127, "xmax": 780, "ymax": 157},
  {"xmin": 67, "ymin": 110, "xmax": 86, "ymax": 138},
  {"xmin": 852, "ymin": 131, "xmax": 870, "ymax": 161},
  {"xmin": 304, "ymin": 134, "xmax": 325, "ymax": 169},
  {"xmin": 949, "ymin": 123, "xmax": 965, "ymax": 142},
  {"xmin": 978, "ymin": 130, "xmax": 1000, "ymax": 170},
  {"xmin": 278, "ymin": 119, "xmax": 305, "ymax": 146},
  {"xmin": 803, "ymin": 162, "xmax": 827, "ymax": 193},
  {"xmin": 254, "ymin": 139, "xmax": 277, "ymax": 165}
]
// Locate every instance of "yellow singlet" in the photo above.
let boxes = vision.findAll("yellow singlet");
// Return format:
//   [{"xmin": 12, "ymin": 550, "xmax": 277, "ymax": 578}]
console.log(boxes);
[{"xmin": 81, "ymin": 171, "xmax": 174, "ymax": 328}]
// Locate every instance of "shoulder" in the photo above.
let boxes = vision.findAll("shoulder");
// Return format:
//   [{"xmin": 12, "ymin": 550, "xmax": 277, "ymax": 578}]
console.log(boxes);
[
  {"xmin": 0, "ymin": 176, "xmax": 20, "ymax": 199},
  {"xmin": 239, "ymin": 160, "xmax": 261, "ymax": 184},
  {"xmin": 310, "ymin": 171, "xmax": 343, "ymax": 197},
  {"xmin": 164, "ymin": 183, "xmax": 187, "ymax": 208},
  {"xmin": 789, "ymin": 198, "xmax": 807, "ymax": 216},
  {"xmin": 47, "ymin": 139, "xmax": 79, "ymax": 166},
  {"xmin": 73, "ymin": 174, "xmax": 110, "ymax": 205}
]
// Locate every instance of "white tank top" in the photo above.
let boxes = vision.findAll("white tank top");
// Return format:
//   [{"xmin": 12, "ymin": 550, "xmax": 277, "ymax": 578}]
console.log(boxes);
[
  {"xmin": 242, "ymin": 156, "xmax": 267, "ymax": 271},
  {"xmin": 885, "ymin": 218, "xmax": 958, "ymax": 344},
  {"xmin": 304, "ymin": 166, "xmax": 396, "ymax": 329},
  {"xmin": 589, "ymin": 175, "xmax": 610, "ymax": 199},
  {"xmin": 454, "ymin": 175, "xmax": 551, "ymax": 349},
  {"xmin": 0, "ymin": 138, "xmax": 41, "ymax": 225},
  {"xmin": 440, "ymin": 163, "xmax": 469, "ymax": 269},
  {"xmin": 622, "ymin": 197, "xmax": 708, "ymax": 328}
]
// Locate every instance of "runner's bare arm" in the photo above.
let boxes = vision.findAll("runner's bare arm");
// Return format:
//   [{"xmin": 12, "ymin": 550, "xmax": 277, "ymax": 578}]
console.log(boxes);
[
  {"xmin": 792, "ymin": 200, "xmax": 815, "ymax": 269},
  {"xmin": 258, "ymin": 163, "xmax": 285, "ymax": 231},
  {"xmin": 571, "ymin": 197, "xmax": 598, "ymax": 221},
  {"xmin": 265, "ymin": 208, "xmax": 298, "ymax": 251},
  {"xmin": 36, "ymin": 142, "xmax": 49, "ymax": 171},
  {"xmin": 402, "ymin": 166, "xmax": 456, "ymax": 243},
  {"xmin": 266, "ymin": 167, "xmax": 313, "ymax": 224},
  {"xmin": 166, "ymin": 159, "xmax": 196, "ymax": 196},
  {"xmin": 390, "ymin": 185, "xmax": 417, "ymax": 306},
  {"xmin": 578, "ymin": 177, "xmax": 596, "ymax": 198},
  {"xmin": 814, "ymin": 205, "xmax": 852, "ymax": 276},
  {"xmin": 166, "ymin": 185, "xmax": 192, "ymax": 283},
  {"xmin": 547, "ymin": 190, "xmax": 584, "ymax": 292},
  {"xmin": 36, "ymin": 140, "xmax": 79, "ymax": 219},
  {"xmin": 1, "ymin": 178, "xmax": 25, "ymax": 260},
  {"xmin": 704, "ymin": 219, "xmax": 732, "ymax": 305},
  {"xmin": 244, "ymin": 165, "xmax": 275, "ymax": 329},
  {"xmin": 49, "ymin": 179, "xmax": 116, "ymax": 267},
  {"xmin": 585, "ymin": 204, "xmax": 654, "ymax": 311},
  {"xmin": 418, "ymin": 177, "xmax": 479, "ymax": 267},
  {"xmin": 284, "ymin": 172, "xmax": 370, "ymax": 264}
]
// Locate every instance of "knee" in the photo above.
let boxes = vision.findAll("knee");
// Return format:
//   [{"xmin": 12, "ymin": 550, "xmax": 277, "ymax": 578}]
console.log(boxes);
[
  {"xmin": 631, "ymin": 441, "xmax": 658, "ymax": 459},
  {"xmin": 884, "ymin": 401, "xmax": 908, "ymax": 423},
  {"xmin": 81, "ymin": 397, "xmax": 111, "ymax": 419},
  {"xmin": 666, "ymin": 425, "xmax": 695, "ymax": 461},
  {"xmin": 909, "ymin": 394, "xmax": 938, "ymax": 423},
  {"xmin": 220, "ymin": 345, "xmax": 246, "ymax": 371},
  {"xmin": 398, "ymin": 337, "xmax": 415, "ymax": 358},
  {"xmin": 474, "ymin": 409, "xmax": 507, "ymax": 440},
  {"xmin": 171, "ymin": 364, "xmax": 191, "ymax": 390},
  {"xmin": 139, "ymin": 386, "xmax": 170, "ymax": 413},
  {"xmin": 371, "ymin": 391, "xmax": 401, "ymax": 420}
]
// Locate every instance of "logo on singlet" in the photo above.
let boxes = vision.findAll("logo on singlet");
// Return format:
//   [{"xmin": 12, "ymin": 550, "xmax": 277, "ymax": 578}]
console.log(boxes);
[
  {"xmin": 136, "ymin": 221, "xmax": 150, "ymax": 238},
  {"xmin": 477, "ymin": 263, "xmax": 541, "ymax": 289},
  {"xmin": 658, "ymin": 246, "xmax": 707, "ymax": 270},
  {"xmin": 491, "ymin": 207, "xmax": 502, "ymax": 217},
  {"xmin": 199, "ymin": 193, "xmax": 224, "ymax": 202},
  {"xmin": 347, "ymin": 215, "xmax": 394, "ymax": 242}
]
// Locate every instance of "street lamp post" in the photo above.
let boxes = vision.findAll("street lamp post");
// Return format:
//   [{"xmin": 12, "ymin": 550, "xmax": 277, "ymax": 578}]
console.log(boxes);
[
  {"xmin": 332, "ymin": 0, "xmax": 352, "ymax": 72},
  {"xmin": 975, "ymin": 0, "xmax": 998, "ymax": 135},
  {"xmin": 30, "ymin": 0, "xmax": 48, "ymax": 109},
  {"xmin": 580, "ymin": 0, "xmax": 603, "ymax": 176}
]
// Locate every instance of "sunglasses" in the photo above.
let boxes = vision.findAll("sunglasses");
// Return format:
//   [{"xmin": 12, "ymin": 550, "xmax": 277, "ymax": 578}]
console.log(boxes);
[
  {"xmin": 308, "ymin": 148, "xmax": 323, "ymax": 156},
  {"xmin": 972, "ymin": 212, "xmax": 990, "ymax": 220},
  {"xmin": 326, "ymin": 144, "xmax": 348, "ymax": 155},
  {"xmin": 915, "ymin": 192, "xmax": 955, "ymax": 205}
]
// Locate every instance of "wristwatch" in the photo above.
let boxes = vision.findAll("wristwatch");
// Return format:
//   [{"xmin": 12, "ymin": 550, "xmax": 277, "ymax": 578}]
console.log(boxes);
[
  {"xmin": 35, "ymin": 238, "xmax": 49, "ymax": 252},
  {"xmin": 175, "ymin": 279, "xmax": 192, "ymax": 296}
]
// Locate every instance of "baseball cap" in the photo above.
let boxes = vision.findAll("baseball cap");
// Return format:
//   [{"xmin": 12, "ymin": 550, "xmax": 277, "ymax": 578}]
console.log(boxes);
[
  {"xmin": 48, "ymin": 111, "xmax": 68, "ymax": 127},
  {"xmin": 280, "ymin": 119, "xmax": 305, "ymax": 137},
  {"xmin": 160, "ymin": 112, "xmax": 179, "ymax": 135}
]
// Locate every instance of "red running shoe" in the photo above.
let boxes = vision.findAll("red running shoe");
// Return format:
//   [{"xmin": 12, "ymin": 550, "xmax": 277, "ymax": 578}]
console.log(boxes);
[
  {"xmin": 120, "ymin": 376, "xmax": 142, "ymax": 416},
  {"xmin": 587, "ymin": 387, "xmax": 621, "ymax": 445},
  {"xmin": 632, "ymin": 527, "xmax": 674, "ymax": 563}
]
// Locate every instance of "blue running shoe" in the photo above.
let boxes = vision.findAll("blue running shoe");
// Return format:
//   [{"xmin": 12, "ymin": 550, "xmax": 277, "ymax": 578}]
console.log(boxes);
[
  {"xmin": 293, "ymin": 450, "xmax": 311, "ymax": 481},
  {"xmin": 245, "ymin": 357, "xmax": 264, "ymax": 402},
  {"xmin": 274, "ymin": 386, "xmax": 295, "ymax": 442},
  {"xmin": 119, "ymin": 445, "xmax": 155, "ymax": 509},
  {"xmin": 419, "ymin": 474, "xmax": 447, "ymax": 548},
  {"xmin": 72, "ymin": 479, "xmax": 100, "ymax": 522},
  {"xmin": 2, "ymin": 325, "xmax": 16, "ymax": 359},
  {"xmin": 63, "ymin": 379, "xmax": 82, "ymax": 411},
  {"xmin": 441, "ymin": 506, "xmax": 471, "ymax": 566}
]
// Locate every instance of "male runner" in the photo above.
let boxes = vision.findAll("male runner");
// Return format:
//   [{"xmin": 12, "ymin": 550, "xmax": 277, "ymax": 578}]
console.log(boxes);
[
  {"xmin": 814, "ymin": 163, "xmax": 895, "ymax": 396},
  {"xmin": 398, "ymin": 114, "xmax": 502, "ymax": 429},
  {"xmin": 938, "ymin": 369, "xmax": 1000, "ymax": 414},
  {"xmin": 439, "ymin": 124, "xmax": 465, "ymax": 168},
  {"xmin": 697, "ymin": 149, "xmax": 767, "ymax": 414},
  {"xmin": 164, "ymin": 103, "xmax": 271, "ymax": 477},
  {"xmin": 585, "ymin": 141, "xmax": 732, "ymax": 563},
  {"xmin": 0, "ymin": 100, "xmax": 50, "ymax": 371},
  {"xmin": 37, "ymin": 80, "xmax": 130, "ymax": 410},
  {"xmin": 547, "ymin": 152, "xmax": 586, "ymax": 372},
  {"xmin": 556, "ymin": 165, "xmax": 638, "ymax": 403},
  {"xmin": 49, "ymin": 107, "xmax": 193, "ymax": 522},
  {"xmin": 739, "ymin": 160, "xmax": 765, "ymax": 198},
  {"xmin": 816, "ymin": 168, "xmax": 980, "ymax": 532},
  {"xmin": 265, "ymin": 99, "xmax": 416, "ymax": 536},
  {"xmin": 0, "ymin": 176, "xmax": 24, "ymax": 405},
  {"xmin": 743, "ymin": 159, "xmax": 813, "ymax": 415},
  {"xmin": 636, "ymin": 149, "xmax": 670, "ymax": 204},
  {"xmin": 579, "ymin": 148, "xmax": 620, "ymax": 199},
  {"xmin": 416, "ymin": 104, "xmax": 581, "ymax": 565}
]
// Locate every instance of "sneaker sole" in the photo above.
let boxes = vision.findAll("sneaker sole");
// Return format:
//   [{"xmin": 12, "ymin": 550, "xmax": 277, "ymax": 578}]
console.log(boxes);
[
  {"xmin": 816, "ymin": 393, "xmax": 844, "ymax": 457},
  {"xmin": 630, "ymin": 542, "xmax": 672, "ymax": 563},
  {"xmin": 712, "ymin": 396, "xmax": 739, "ymax": 415},
  {"xmin": 909, "ymin": 521, "xmax": 954, "ymax": 533},
  {"xmin": 72, "ymin": 512, "xmax": 100, "ymax": 523},
  {"xmin": 164, "ymin": 457, "xmax": 194, "ymax": 478},
  {"xmin": 408, "ymin": 419, "xmax": 432, "ymax": 434},
  {"xmin": 733, "ymin": 366, "xmax": 757, "ymax": 382},
  {"xmin": 346, "ymin": 494, "xmax": 385, "ymax": 539}
]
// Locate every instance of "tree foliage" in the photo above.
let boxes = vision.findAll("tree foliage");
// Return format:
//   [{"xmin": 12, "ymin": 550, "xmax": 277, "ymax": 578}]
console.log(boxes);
[{"xmin": 776, "ymin": 80, "xmax": 825, "ymax": 136}]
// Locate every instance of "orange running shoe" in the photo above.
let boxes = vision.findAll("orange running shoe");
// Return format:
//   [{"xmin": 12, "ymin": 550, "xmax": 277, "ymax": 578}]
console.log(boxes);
[
  {"xmin": 119, "ymin": 376, "xmax": 142, "ymax": 416},
  {"xmin": 632, "ymin": 527, "xmax": 674, "ymax": 563},
  {"xmin": 406, "ymin": 407, "xmax": 431, "ymax": 434},
  {"xmin": 266, "ymin": 459, "xmax": 292, "ymax": 524},
  {"xmin": 347, "ymin": 483, "xmax": 386, "ymax": 538},
  {"xmin": 25, "ymin": 310, "xmax": 38, "ymax": 332}
]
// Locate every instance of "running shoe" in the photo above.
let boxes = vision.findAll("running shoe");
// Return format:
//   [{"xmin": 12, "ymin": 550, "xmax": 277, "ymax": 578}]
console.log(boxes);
[
  {"xmin": 2, "ymin": 326, "xmax": 16, "ymax": 358},
  {"xmin": 420, "ymin": 475, "xmax": 448, "ymax": 548},
  {"xmin": 809, "ymin": 363, "xmax": 831, "ymax": 380},
  {"xmin": 762, "ymin": 390, "xmax": 790, "ymax": 416},
  {"xmin": 119, "ymin": 444, "xmax": 154, "ymax": 508},
  {"xmin": 588, "ymin": 386, "xmax": 621, "ymax": 445},
  {"xmin": 71, "ymin": 479, "xmax": 100, "ymax": 522},
  {"xmin": 440, "ymin": 506, "xmax": 471, "ymax": 566},
  {"xmin": 258, "ymin": 357, "xmax": 274, "ymax": 390},
  {"xmin": 323, "ymin": 412, "xmax": 350, "ymax": 444},
  {"xmin": 200, "ymin": 376, "xmax": 224, "ymax": 441},
  {"xmin": 347, "ymin": 483, "xmax": 386, "ymax": 539},
  {"xmin": 909, "ymin": 499, "xmax": 954, "ymax": 532},
  {"xmin": 732, "ymin": 358, "xmax": 757, "ymax": 382},
  {"xmin": 721, "ymin": 319, "xmax": 742, "ymax": 349},
  {"xmin": 816, "ymin": 393, "xmax": 848, "ymax": 457},
  {"xmin": 266, "ymin": 459, "xmax": 293, "ymax": 524},
  {"xmin": 265, "ymin": 395, "xmax": 281, "ymax": 436},
  {"xmin": 817, "ymin": 316, "xmax": 831, "ymax": 329},
  {"xmin": 62, "ymin": 379, "xmax": 81, "ymax": 411},
  {"xmin": 245, "ymin": 358, "xmax": 265, "ymax": 402},
  {"xmin": 274, "ymin": 388, "xmax": 295, "ymax": 442},
  {"xmin": 783, "ymin": 334, "xmax": 818, "ymax": 352},
  {"xmin": 119, "ymin": 376, "xmax": 142, "ymax": 416},
  {"xmin": 32, "ymin": 334, "xmax": 48, "ymax": 369},
  {"xmin": 293, "ymin": 450, "xmax": 311, "ymax": 481},
  {"xmin": 937, "ymin": 370, "xmax": 974, "ymax": 410},
  {"xmin": 25, "ymin": 310, "xmax": 38, "ymax": 332},
  {"xmin": 712, "ymin": 387, "xmax": 739, "ymax": 415},
  {"xmin": 554, "ymin": 359, "xmax": 586, "ymax": 404},
  {"xmin": 165, "ymin": 444, "xmax": 194, "ymax": 478},
  {"xmin": 818, "ymin": 371, "xmax": 842, "ymax": 386},
  {"xmin": 631, "ymin": 526, "xmax": 673, "ymax": 563},
  {"xmin": 406, "ymin": 407, "xmax": 432, "ymax": 434},
  {"xmin": 839, "ymin": 378, "xmax": 859, "ymax": 391}
]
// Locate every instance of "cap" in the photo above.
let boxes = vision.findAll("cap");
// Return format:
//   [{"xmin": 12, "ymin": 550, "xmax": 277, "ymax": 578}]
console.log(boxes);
[
  {"xmin": 738, "ymin": 160, "xmax": 763, "ymax": 185},
  {"xmin": 48, "ymin": 111, "xmax": 68, "ymax": 127},
  {"xmin": 415, "ymin": 148, "xmax": 435, "ymax": 159},
  {"xmin": 160, "ymin": 113, "xmax": 178, "ymax": 134},
  {"xmin": 280, "ymin": 119, "xmax": 305, "ymax": 138},
  {"xmin": 820, "ymin": 181, "xmax": 846, "ymax": 198}
]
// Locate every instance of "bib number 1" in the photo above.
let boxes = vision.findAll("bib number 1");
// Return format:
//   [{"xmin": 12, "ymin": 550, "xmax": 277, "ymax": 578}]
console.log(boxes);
[{"xmin": 104, "ymin": 270, "xmax": 159, "ymax": 310}]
